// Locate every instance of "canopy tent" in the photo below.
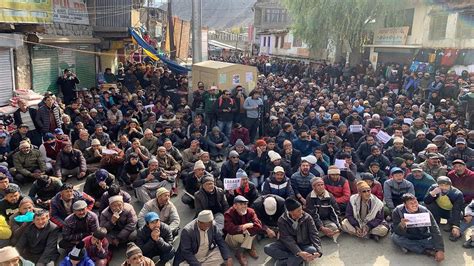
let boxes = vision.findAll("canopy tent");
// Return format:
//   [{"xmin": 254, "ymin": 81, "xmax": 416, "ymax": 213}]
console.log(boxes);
[{"xmin": 129, "ymin": 28, "xmax": 189, "ymax": 75}]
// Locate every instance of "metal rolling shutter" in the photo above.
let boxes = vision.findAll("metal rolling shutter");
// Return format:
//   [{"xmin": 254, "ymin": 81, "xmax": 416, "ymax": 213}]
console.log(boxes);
[
  {"xmin": 32, "ymin": 46, "xmax": 59, "ymax": 94},
  {"xmin": 75, "ymin": 45, "xmax": 96, "ymax": 89},
  {"xmin": 0, "ymin": 49, "xmax": 14, "ymax": 106}
]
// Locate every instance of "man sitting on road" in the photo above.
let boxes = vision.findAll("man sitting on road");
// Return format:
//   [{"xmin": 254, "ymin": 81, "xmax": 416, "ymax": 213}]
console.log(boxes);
[
  {"xmin": 136, "ymin": 211, "xmax": 175, "ymax": 264},
  {"xmin": 99, "ymin": 195, "xmax": 137, "ymax": 247},
  {"xmin": 341, "ymin": 181, "xmax": 389, "ymax": 242},
  {"xmin": 194, "ymin": 175, "xmax": 229, "ymax": 232},
  {"xmin": 391, "ymin": 193, "xmax": 445, "ymax": 262}
]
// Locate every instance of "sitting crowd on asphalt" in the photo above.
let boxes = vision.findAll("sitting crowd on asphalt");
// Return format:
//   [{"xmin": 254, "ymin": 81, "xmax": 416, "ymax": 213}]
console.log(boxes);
[{"xmin": 0, "ymin": 56, "xmax": 473, "ymax": 265}]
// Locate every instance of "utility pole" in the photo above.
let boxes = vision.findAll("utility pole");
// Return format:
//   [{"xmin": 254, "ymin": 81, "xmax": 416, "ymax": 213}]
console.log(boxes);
[
  {"xmin": 191, "ymin": 0, "xmax": 203, "ymax": 64},
  {"xmin": 146, "ymin": 0, "xmax": 150, "ymax": 32},
  {"xmin": 168, "ymin": 0, "xmax": 176, "ymax": 60}
]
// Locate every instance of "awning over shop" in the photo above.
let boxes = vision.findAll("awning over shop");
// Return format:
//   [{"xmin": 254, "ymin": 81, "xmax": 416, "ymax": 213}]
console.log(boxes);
[{"xmin": 27, "ymin": 34, "xmax": 101, "ymax": 44}]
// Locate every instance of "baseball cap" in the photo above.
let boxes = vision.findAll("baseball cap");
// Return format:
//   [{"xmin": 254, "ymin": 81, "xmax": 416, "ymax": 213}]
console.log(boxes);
[
  {"xmin": 263, "ymin": 197, "xmax": 277, "ymax": 215},
  {"xmin": 390, "ymin": 167, "xmax": 404, "ymax": 175},
  {"xmin": 144, "ymin": 212, "xmax": 160, "ymax": 223},
  {"xmin": 455, "ymin": 138, "xmax": 466, "ymax": 145}
]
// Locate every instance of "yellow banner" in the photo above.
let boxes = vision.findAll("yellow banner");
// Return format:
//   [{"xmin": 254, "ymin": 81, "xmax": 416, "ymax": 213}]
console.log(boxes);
[{"xmin": 0, "ymin": 0, "xmax": 53, "ymax": 24}]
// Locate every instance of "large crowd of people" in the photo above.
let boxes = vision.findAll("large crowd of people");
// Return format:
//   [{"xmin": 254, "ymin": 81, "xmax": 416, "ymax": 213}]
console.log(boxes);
[{"xmin": 0, "ymin": 55, "xmax": 472, "ymax": 265}]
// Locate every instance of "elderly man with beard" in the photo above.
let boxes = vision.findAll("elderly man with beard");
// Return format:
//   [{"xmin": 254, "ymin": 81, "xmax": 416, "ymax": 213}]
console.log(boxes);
[
  {"xmin": 140, "ymin": 129, "xmax": 158, "ymax": 155},
  {"xmin": 264, "ymin": 198, "xmax": 322, "ymax": 266},
  {"xmin": 174, "ymin": 210, "xmax": 232, "ymax": 266},
  {"xmin": 134, "ymin": 158, "xmax": 172, "ymax": 203},
  {"xmin": 55, "ymin": 141, "xmax": 87, "ymax": 181},
  {"xmin": 341, "ymin": 181, "xmax": 389, "ymax": 242},
  {"xmin": 183, "ymin": 161, "xmax": 209, "ymax": 208},
  {"xmin": 224, "ymin": 196, "xmax": 263, "ymax": 265},
  {"xmin": 100, "ymin": 195, "xmax": 137, "ymax": 247},
  {"xmin": 305, "ymin": 177, "xmax": 341, "ymax": 241},
  {"xmin": 156, "ymin": 147, "xmax": 180, "ymax": 189},
  {"xmin": 59, "ymin": 200, "xmax": 99, "ymax": 251},
  {"xmin": 448, "ymin": 159, "xmax": 474, "ymax": 203},
  {"xmin": 391, "ymin": 193, "xmax": 445, "ymax": 262},
  {"xmin": 424, "ymin": 176, "xmax": 464, "ymax": 242},
  {"xmin": 195, "ymin": 175, "xmax": 229, "ymax": 232},
  {"xmin": 12, "ymin": 140, "xmax": 46, "ymax": 184},
  {"xmin": 16, "ymin": 209, "xmax": 59, "ymax": 266},
  {"xmin": 137, "ymin": 187, "xmax": 180, "ymax": 236}
]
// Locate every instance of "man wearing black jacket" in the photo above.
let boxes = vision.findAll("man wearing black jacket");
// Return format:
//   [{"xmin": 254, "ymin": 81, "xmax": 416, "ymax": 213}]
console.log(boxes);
[{"xmin": 136, "ymin": 212, "xmax": 175, "ymax": 265}]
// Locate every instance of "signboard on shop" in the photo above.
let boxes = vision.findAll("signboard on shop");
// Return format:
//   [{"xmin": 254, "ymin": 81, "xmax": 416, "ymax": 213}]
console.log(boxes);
[
  {"xmin": 373, "ymin": 27, "xmax": 410, "ymax": 45},
  {"xmin": 53, "ymin": 0, "xmax": 89, "ymax": 25},
  {"xmin": 0, "ymin": 0, "xmax": 53, "ymax": 24}
]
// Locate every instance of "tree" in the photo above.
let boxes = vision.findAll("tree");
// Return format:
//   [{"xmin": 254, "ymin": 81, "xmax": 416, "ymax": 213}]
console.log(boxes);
[{"xmin": 283, "ymin": 0, "xmax": 399, "ymax": 52}]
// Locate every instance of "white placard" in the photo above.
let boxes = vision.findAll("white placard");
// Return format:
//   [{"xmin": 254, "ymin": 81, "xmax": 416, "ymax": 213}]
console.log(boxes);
[
  {"xmin": 376, "ymin": 131, "xmax": 391, "ymax": 144},
  {"xmin": 335, "ymin": 159, "xmax": 346, "ymax": 169},
  {"xmin": 224, "ymin": 178, "xmax": 241, "ymax": 190},
  {"xmin": 245, "ymin": 72, "xmax": 254, "ymax": 82},
  {"xmin": 403, "ymin": 118, "xmax": 414, "ymax": 125},
  {"xmin": 144, "ymin": 104, "xmax": 155, "ymax": 110},
  {"xmin": 101, "ymin": 148, "xmax": 117, "ymax": 155},
  {"xmin": 404, "ymin": 212, "xmax": 431, "ymax": 228},
  {"xmin": 349, "ymin": 125, "xmax": 363, "ymax": 133}
]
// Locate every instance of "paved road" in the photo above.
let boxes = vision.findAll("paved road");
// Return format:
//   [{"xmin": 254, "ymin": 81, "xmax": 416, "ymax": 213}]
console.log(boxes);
[{"xmin": 22, "ymin": 180, "xmax": 474, "ymax": 265}]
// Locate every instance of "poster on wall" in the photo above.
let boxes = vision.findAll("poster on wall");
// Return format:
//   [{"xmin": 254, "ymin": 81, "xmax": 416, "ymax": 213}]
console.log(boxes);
[
  {"xmin": 53, "ymin": 0, "xmax": 90, "ymax": 25},
  {"xmin": 232, "ymin": 74, "xmax": 240, "ymax": 85},
  {"xmin": 245, "ymin": 72, "xmax": 253, "ymax": 82},
  {"xmin": 219, "ymin": 73, "xmax": 226, "ymax": 84}
]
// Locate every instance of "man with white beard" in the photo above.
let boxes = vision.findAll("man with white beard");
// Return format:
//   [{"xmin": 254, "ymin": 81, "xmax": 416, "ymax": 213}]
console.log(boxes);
[{"xmin": 223, "ymin": 195, "xmax": 264, "ymax": 265}]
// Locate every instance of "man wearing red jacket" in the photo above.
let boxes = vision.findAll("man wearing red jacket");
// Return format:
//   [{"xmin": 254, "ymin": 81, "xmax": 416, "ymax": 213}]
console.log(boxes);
[
  {"xmin": 224, "ymin": 195, "xmax": 263, "ymax": 265},
  {"xmin": 323, "ymin": 166, "xmax": 351, "ymax": 211},
  {"xmin": 448, "ymin": 159, "xmax": 474, "ymax": 203},
  {"xmin": 361, "ymin": 172, "xmax": 384, "ymax": 201}
]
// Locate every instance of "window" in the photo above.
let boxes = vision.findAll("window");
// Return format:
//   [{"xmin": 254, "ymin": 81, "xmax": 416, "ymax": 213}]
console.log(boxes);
[
  {"xmin": 457, "ymin": 12, "xmax": 474, "ymax": 39},
  {"xmin": 275, "ymin": 36, "xmax": 279, "ymax": 48},
  {"xmin": 280, "ymin": 35, "xmax": 285, "ymax": 48},
  {"xmin": 430, "ymin": 14, "xmax": 448, "ymax": 40},
  {"xmin": 264, "ymin": 8, "xmax": 287, "ymax": 23},
  {"xmin": 265, "ymin": 9, "xmax": 272, "ymax": 23},
  {"xmin": 267, "ymin": 36, "xmax": 271, "ymax": 47},
  {"xmin": 293, "ymin": 37, "xmax": 302, "ymax": 47},
  {"xmin": 263, "ymin": 37, "xmax": 266, "ymax": 47},
  {"xmin": 385, "ymin": 8, "xmax": 414, "ymax": 35}
]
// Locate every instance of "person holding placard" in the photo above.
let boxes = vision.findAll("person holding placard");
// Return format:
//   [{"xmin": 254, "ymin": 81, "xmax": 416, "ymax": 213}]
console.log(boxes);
[
  {"xmin": 424, "ymin": 176, "xmax": 464, "ymax": 242},
  {"xmin": 391, "ymin": 193, "xmax": 445, "ymax": 262},
  {"xmin": 341, "ymin": 181, "xmax": 388, "ymax": 242}
]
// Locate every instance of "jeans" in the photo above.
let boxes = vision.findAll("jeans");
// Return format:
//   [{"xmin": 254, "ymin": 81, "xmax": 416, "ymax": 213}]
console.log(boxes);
[
  {"xmin": 245, "ymin": 117, "xmax": 259, "ymax": 142},
  {"xmin": 391, "ymin": 234, "xmax": 435, "ymax": 254},
  {"xmin": 217, "ymin": 120, "xmax": 232, "ymax": 137},
  {"xmin": 264, "ymin": 241, "xmax": 317, "ymax": 265}
]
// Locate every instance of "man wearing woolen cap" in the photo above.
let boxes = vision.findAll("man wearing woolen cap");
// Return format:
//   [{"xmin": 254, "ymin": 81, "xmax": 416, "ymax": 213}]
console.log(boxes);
[
  {"xmin": 60, "ymin": 200, "xmax": 99, "ymax": 251},
  {"xmin": 100, "ymin": 195, "xmax": 138, "ymax": 247},
  {"xmin": 447, "ymin": 159, "xmax": 474, "ymax": 203},
  {"xmin": 264, "ymin": 198, "xmax": 322, "ymax": 265},
  {"xmin": 424, "ymin": 176, "xmax": 464, "ymax": 242},
  {"xmin": 136, "ymin": 212, "xmax": 175, "ymax": 265},
  {"xmin": 446, "ymin": 137, "xmax": 474, "ymax": 170},
  {"xmin": 174, "ymin": 210, "xmax": 232, "ymax": 266},
  {"xmin": 122, "ymin": 242, "xmax": 155, "ymax": 266}
]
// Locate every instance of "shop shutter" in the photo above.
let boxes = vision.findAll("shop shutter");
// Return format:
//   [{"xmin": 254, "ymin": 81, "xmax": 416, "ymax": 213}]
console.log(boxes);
[
  {"xmin": 58, "ymin": 47, "xmax": 76, "ymax": 74},
  {"xmin": 32, "ymin": 46, "xmax": 59, "ymax": 94},
  {"xmin": 0, "ymin": 49, "xmax": 14, "ymax": 106},
  {"xmin": 75, "ymin": 45, "xmax": 96, "ymax": 89}
]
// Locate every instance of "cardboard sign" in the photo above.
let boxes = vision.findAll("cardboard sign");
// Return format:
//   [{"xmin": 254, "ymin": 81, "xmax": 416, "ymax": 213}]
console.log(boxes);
[
  {"xmin": 376, "ymin": 131, "xmax": 391, "ymax": 144},
  {"xmin": 224, "ymin": 178, "xmax": 241, "ymax": 190},
  {"xmin": 403, "ymin": 118, "xmax": 413, "ymax": 125},
  {"xmin": 404, "ymin": 213, "xmax": 431, "ymax": 228},
  {"xmin": 349, "ymin": 125, "xmax": 363, "ymax": 133},
  {"xmin": 335, "ymin": 159, "xmax": 346, "ymax": 169}
]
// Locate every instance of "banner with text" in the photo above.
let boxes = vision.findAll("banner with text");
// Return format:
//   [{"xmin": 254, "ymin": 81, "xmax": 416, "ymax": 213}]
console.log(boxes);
[
  {"xmin": 53, "ymin": 0, "xmax": 89, "ymax": 25},
  {"xmin": 0, "ymin": 0, "xmax": 53, "ymax": 24}
]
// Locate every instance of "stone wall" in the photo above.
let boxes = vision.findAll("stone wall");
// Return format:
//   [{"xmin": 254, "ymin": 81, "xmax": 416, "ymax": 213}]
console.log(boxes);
[
  {"xmin": 14, "ymin": 44, "xmax": 31, "ymax": 90},
  {"xmin": 44, "ymin": 23, "xmax": 94, "ymax": 37}
]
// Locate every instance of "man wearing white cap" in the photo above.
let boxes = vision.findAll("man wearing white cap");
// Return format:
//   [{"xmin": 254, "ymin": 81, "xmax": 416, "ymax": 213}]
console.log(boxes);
[
  {"xmin": 0, "ymin": 246, "xmax": 34, "ymax": 266},
  {"xmin": 99, "ymin": 195, "xmax": 137, "ymax": 246},
  {"xmin": 137, "ymin": 187, "xmax": 180, "ymax": 236},
  {"xmin": 262, "ymin": 166, "xmax": 294, "ymax": 199},
  {"xmin": 252, "ymin": 194, "xmax": 285, "ymax": 237},
  {"xmin": 134, "ymin": 158, "xmax": 173, "ymax": 203},
  {"xmin": 183, "ymin": 160, "xmax": 209, "ymax": 208},
  {"xmin": 264, "ymin": 151, "xmax": 291, "ymax": 179},
  {"xmin": 175, "ymin": 210, "xmax": 232, "ymax": 266}
]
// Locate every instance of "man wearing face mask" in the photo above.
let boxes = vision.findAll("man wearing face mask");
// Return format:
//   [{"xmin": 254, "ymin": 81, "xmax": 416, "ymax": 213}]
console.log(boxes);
[{"xmin": 424, "ymin": 176, "xmax": 464, "ymax": 242}]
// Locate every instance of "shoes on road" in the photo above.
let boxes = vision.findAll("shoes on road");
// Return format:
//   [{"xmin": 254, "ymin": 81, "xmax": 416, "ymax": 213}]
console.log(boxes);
[
  {"xmin": 370, "ymin": 234, "xmax": 380, "ymax": 242},
  {"xmin": 247, "ymin": 246, "xmax": 259, "ymax": 259},
  {"xmin": 235, "ymin": 250, "xmax": 248, "ymax": 266},
  {"xmin": 463, "ymin": 239, "xmax": 474, "ymax": 249}
]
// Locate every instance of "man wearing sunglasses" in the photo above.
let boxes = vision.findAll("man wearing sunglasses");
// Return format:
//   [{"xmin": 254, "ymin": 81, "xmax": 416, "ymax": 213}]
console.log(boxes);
[{"xmin": 341, "ymin": 180, "xmax": 389, "ymax": 242}]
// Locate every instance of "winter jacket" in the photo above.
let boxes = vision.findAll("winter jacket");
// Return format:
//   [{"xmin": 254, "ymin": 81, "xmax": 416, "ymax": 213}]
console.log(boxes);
[
  {"xmin": 262, "ymin": 175, "xmax": 294, "ymax": 199},
  {"xmin": 424, "ymin": 184, "xmax": 464, "ymax": 227},
  {"xmin": 63, "ymin": 212, "xmax": 99, "ymax": 242},
  {"xmin": 220, "ymin": 160, "xmax": 246, "ymax": 181},
  {"xmin": 137, "ymin": 199, "xmax": 180, "ymax": 230},
  {"xmin": 83, "ymin": 172, "xmax": 115, "ymax": 200},
  {"xmin": 173, "ymin": 219, "xmax": 230, "ymax": 266},
  {"xmin": 226, "ymin": 181, "xmax": 259, "ymax": 206},
  {"xmin": 100, "ymin": 203, "xmax": 137, "ymax": 241},
  {"xmin": 323, "ymin": 176, "xmax": 351, "ymax": 205},
  {"xmin": 50, "ymin": 190, "xmax": 95, "ymax": 227},
  {"xmin": 448, "ymin": 168, "xmax": 474, "ymax": 203},
  {"xmin": 305, "ymin": 190, "xmax": 340, "ymax": 229},
  {"xmin": 137, "ymin": 222, "xmax": 174, "ymax": 259},
  {"xmin": 13, "ymin": 149, "xmax": 47, "ymax": 177},
  {"xmin": 252, "ymin": 195, "xmax": 285, "ymax": 228},
  {"xmin": 277, "ymin": 211, "xmax": 323, "ymax": 256},
  {"xmin": 383, "ymin": 179, "xmax": 415, "ymax": 210},
  {"xmin": 446, "ymin": 147, "xmax": 474, "ymax": 169},
  {"xmin": 55, "ymin": 149, "xmax": 87, "ymax": 176},
  {"xmin": 293, "ymin": 138, "xmax": 320, "ymax": 156},
  {"xmin": 194, "ymin": 187, "xmax": 229, "ymax": 215},
  {"xmin": 368, "ymin": 180, "xmax": 384, "ymax": 201},
  {"xmin": 36, "ymin": 104, "xmax": 62, "ymax": 133},
  {"xmin": 215, "ymin": 96, "xmax": 237, "ymax": 121},
  {"xmin": 224, "ymin": 207, "xmax": 263, "ymax": 236},
  {"xmin": 291, "ymin": 170, "xmax": 316, "ymax": 199},
  {"xmin": 16, "ymin": 221, "xmax": 60, "ymax": 264},
  {"xmin": 392, "ymin": 204, "xmax": 444, "ymax": 251},
  {"xmin": 13, "ymin": 107, "xmax": 39, "ymax": 130},
  {"xmin": 406, "ymin": 173, "xmax": 437, "ymax": 202},
  {"xmin": 28, "ymin": 176, "xmax": 63, "ymax": 202}
]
